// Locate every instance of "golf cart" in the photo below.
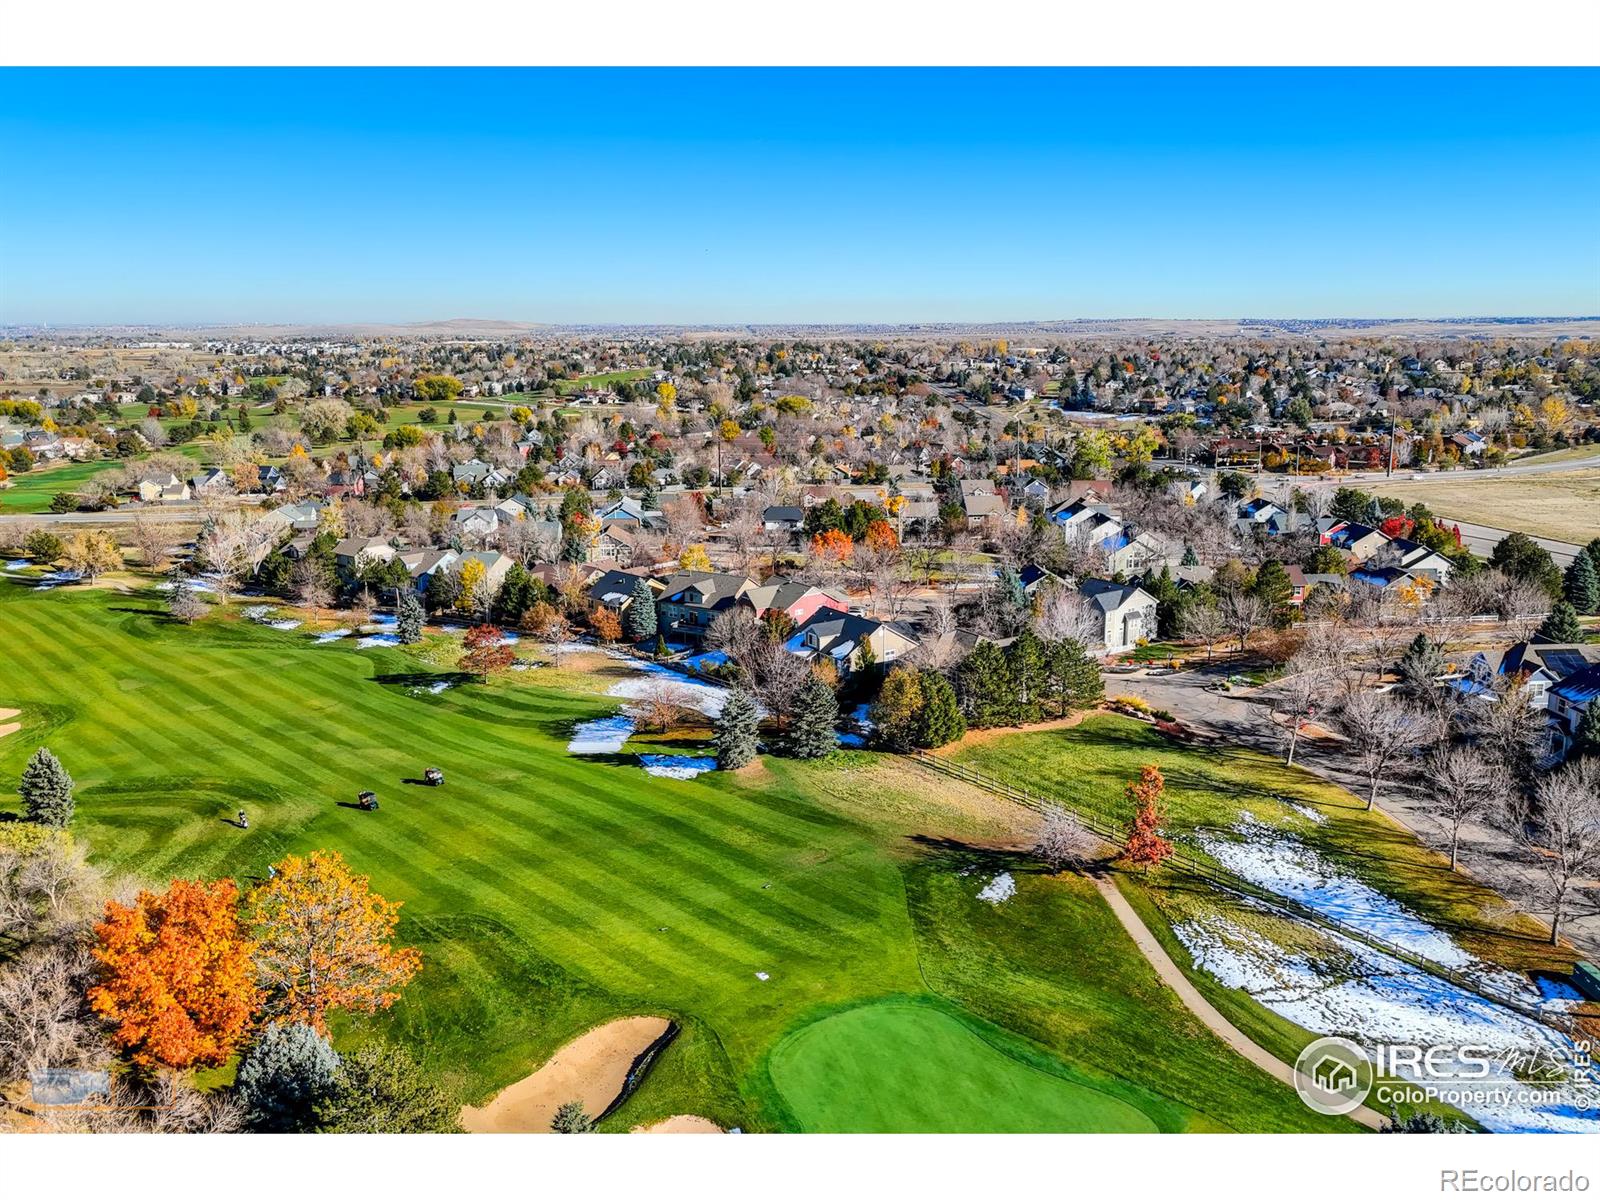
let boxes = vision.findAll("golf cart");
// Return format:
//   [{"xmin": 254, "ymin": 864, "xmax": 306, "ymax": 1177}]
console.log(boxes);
[
  {"xmin": 423, "ymin": 767, "xmax": 445, "ymax": 787},
  {"xmin": 357, "ymin": 790, "xmax": 379, "ymax": 812}
]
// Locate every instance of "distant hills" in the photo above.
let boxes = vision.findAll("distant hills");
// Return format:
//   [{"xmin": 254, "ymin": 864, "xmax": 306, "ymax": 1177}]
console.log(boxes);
[{"xmin": 4, "ymin": 316, "xmax": 1598, "ymax": 341}]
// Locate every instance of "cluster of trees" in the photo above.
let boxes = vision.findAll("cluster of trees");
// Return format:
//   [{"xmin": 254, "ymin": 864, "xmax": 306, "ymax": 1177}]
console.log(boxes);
[
  {"xmin": 0, "ymin": 823, "xmax": 444, "ymax": 1132},
  {"xmin": 1265, "ymin": 629, "xmax": 1600, "ymax": 945},
  {"xmin": 954, "ymin": 631, "xmax": 1104, "ymax": 731}
]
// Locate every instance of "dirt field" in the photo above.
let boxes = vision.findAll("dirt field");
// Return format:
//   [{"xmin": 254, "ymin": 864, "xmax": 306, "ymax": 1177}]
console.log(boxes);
[{"xmin": 1375, "ymin": 469, "xmax": 1600, "ymax": 544}]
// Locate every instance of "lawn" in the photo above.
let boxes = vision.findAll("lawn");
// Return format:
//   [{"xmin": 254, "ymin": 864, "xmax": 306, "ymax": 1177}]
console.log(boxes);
[
  {"xmin": 1372, "ymin": 468, "xmax": 1600, "ymax": 543},
  {"xmin": 768, "ymin": 999, "xmax": 1156, "ymax": 1132},
  {"xmin": 950, "ymin": 715, "xmax": 1575, "ymax": 979},
  {"xmin": 551, "ymin": 369, "xmax": 652, "ymax": 395},
  {"xmin": 0, "ymin": 445, "xmax": 211, "ymax": 514},
  {"xmin": 0, "ymin": 584, "xmax": 1348, "ymax": 1132}
]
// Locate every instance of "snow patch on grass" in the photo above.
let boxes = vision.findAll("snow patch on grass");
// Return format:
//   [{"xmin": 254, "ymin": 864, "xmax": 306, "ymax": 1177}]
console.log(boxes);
[
  {"xmin": 1196, "ymin": 815, "xmax": 1473, "ymax": 968},
  {"xmin": 639, "ymin": 754, "xmax": 718, "ymax": 779},
  {"xmin": 1173, "ymin": 910, "xmax": 1599, "ymax": 1134},
  {"xmin": 607, "ymin": 659, "xmax": 732, "ymax": 717},
  {"xmin": 568, "ymin": 715, "xmax": 636, "ymax": 755},
  {"xmin": 314, "ymin": 629, "xmax": 352, "ymax": 643},
  {"xmin": 357, "ymin": 633, "xmax": 401, "ymax": 649},
  {"xmin": 977, "ymin": 873, "xmax": 1016, "ymax": 904}
]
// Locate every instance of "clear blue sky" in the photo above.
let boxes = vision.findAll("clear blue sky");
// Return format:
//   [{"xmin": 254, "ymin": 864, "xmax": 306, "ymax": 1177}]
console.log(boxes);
[{"xmin": 1, "ymin": 68, "xmax": 1595, "ymax": 325}]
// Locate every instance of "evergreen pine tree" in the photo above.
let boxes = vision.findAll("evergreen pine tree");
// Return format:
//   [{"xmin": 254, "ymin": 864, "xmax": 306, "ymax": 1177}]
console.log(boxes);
[
  {"xmin": 1251, "ymin": 559, "xmax": 1295, "ymax": 629},
  {"xmin": 1577, "ymin": 699, "xmax": 1600, "ymax": 757},
  {"xmin": 1006, "ymin": 629, "xmax": 1047, "ymax": 724},
  {"xmin": 1537, "ymin": 601, "xmax": 1585, "ymax": 644},
  {"xmin": 1042, "ymin": 638, "xmax": 1105, "ymax": 718},
  {"xmin": 1181, "ymin": 543, "xmax": 1199, "ymax": 567},
  {"xmin": 624, "ymin": 578, "xmax": 658, "ymax": 643},
  {"xmin": 783, "ymin": 675, "xmax": 839, "ymax": 759},
  {"xmin": 1564, "ymin": 553, "xmax": 1600, "ymax": 615},
  {"xmin": 236, "ymin": 1023, "xmax": 340, "ymax": 1133},
  {"xmin": 713, "ymin": 688, "xmax": 761, "ymax": 770},
  {"xmin": 19, "ymin": 747, "xmax": 74, "ymax": 828},
  {"xmin": 956, "ymin": 640, "xmax": 1013, "ymax": 729},
  {"xmin": 395, "ymin": 588, "xmax": 424, "ymax": 644},
  {"xmin": 1583, "ymin": 537, "xmax": 1600, "ymax": 585},
  {"xmin": 913, "ymin": 671, "xmax": 967, "ymax": 748}
]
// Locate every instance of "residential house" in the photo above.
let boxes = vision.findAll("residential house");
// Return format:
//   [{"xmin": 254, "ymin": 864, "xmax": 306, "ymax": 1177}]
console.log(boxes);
[
  {"xmin": 761, "ymin": 505, "xmax": 805, "ymax": 534},
  {"xmin": 333, "ymin": 536, "xmax": 396, "ymax": 578},
  {"xmin": 398, "ymin": 547, "xmax": 459, "ymax": 595},
  {"xmin": 134, "ymin": 473, "xmax": 191, "ymax": 503},
  {"xmin": 742, "ymin": 578, "xmax": 848, "ymax": 627},
  {"xmin": 1078, "ymin": 578, "xmax": 1158, "ymax": 653},
  {"xmin": 654, "ymin": 572, "xmax": 757, "ymax": 645},
  {"xmin": 784, "ymin": 610, "xmax": 919, "ymax": 674}
]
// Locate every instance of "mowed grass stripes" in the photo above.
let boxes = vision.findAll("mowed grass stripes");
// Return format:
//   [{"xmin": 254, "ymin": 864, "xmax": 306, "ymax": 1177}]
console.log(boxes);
[{"xmin": 0, "ymin": 581, "xmax": 1341, "ymax": 1132}]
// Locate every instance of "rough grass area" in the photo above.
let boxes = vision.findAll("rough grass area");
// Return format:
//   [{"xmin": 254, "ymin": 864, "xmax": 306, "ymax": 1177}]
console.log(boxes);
[
  {"xmin": 951, "ymin": 714, "xmax": 1576, "ymax": 980},
  {"xmin": 1374, "ymin": 469, "xmax": 1600, "ymax": 544},
  {"xmin": 0, "ymin": 584, "xmax": 1365, "ymax": 1131}
]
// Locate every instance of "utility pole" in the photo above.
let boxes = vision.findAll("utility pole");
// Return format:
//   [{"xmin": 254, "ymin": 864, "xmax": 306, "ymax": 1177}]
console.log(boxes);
[{"xmin": 1387, "ymin": 414, "xmax": 1396, "ymax": 477}]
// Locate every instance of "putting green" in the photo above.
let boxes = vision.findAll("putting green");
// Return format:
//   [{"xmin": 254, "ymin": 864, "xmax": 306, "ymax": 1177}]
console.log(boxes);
[{"xmin": 769, "ymin": 1000, "xmax": 1159, "ymax": 1132}]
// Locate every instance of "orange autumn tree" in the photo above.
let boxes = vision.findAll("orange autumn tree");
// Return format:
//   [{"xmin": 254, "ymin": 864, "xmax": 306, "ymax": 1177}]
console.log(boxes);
[
  {"xmin": 590, "ymin": 605, "xmax": 623, "ymax": 644},
  {"xmin": 88, "ymin": 878, "xmax": 260, "ymax": 1069},
  {"xmin": 248, "ymin": 849, "xmax": 420, "ymax": 1032},
  {"xmin": 863, "ymin": 519, "xmax": 899, "ymax": 554},
  {"xmin": 1120, "ymin": 763, "xmax": 1174, "ymax": 874},
  {"xmin": 809, "ymin": 528, "xmax": 854, "ymax": 564}
]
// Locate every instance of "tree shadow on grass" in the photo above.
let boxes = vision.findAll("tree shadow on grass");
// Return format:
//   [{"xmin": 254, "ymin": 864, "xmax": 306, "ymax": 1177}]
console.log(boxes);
[
  {"xmin": 906, "ymin": 833, "xmax": 1045, "ymax": 876},
  {"xmin": 371, "ymin": 670, "xmax": 474, "ymax": 688}
]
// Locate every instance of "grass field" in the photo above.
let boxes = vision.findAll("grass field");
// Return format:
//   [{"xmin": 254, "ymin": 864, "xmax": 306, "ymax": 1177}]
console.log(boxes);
[
  {"xmin": 1371, "ymin": 468, "xmax": 1600, "ymax": 543},
  {"xmin": 0, "ymin": 445, "xmax": 209, "ymax": 514},
  {"xmin": 769, "ymin": 999, "xmax": 1156, "ymax": 1132},
  {"xmin": 951, "ymin": 716, "xmax": 1573, "ymax": 977},
  {"xmin": 0, "ymin": 582, "xmax": 1369, "ymax": 1132},
  {"xmin": 551, "ymin": 369, "xmax": 652, "ymax": 395}
]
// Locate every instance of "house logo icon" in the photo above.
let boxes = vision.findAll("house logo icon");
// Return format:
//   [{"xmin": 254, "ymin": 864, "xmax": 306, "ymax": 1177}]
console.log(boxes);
[{"xmin": 1293, "ymin": 1036, "xmax": 1373, "ymax": 1116}]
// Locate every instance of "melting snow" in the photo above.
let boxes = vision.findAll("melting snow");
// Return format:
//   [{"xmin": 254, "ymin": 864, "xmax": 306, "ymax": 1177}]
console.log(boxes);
[
  {"xmin": 568, "ymin": 714, "xmax": 636, "ymax": 755},
  {"xmin": 268, "ymin": 619, "xmax": 302, "ymax": 631},
  {"xmin": 977, "ymin": 873, "xmax": 1016, "ymax": 904},
  {"xmin": 1285, "ymin": 800, "xmax": 1327, "ymax": 825},
  {"xmin": 356, "ymin": 633, "xmax": 401, "ymax": 648},
  {"xmin": 314, "ymin": 629, "xmax": 352, "ymax": 643},
  {"xmin": 607, "ymin": 659, "xmax": 733, "ymax": 717},
  {"xmin": 411, "ymin": 680, "xmax": 453, "ymax": 695},
  {"xmin": 1195, "ymin": 816, "xmax": 1474, "ymax": 968},
  {"xmin": 638, "ymin": 754, "xmax": 718, "ymax": 780},
  {"xmin": 6, "ymin": 559, "xmax": 30, "ymax": 569},
  {"xmin": 1173, "ymin": 911, "xmax": 1599, "ymax": 1134}
]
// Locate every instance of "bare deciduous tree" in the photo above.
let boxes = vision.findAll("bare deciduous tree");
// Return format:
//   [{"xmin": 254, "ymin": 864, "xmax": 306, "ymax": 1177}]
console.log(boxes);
[
  {"xmin": 1506, "ymin": 760, "xmax": 1600, "ymax": 945},
  {"xmin": 1334, "ymin": 690, "xmax": 1429, "ymax": 812},
  {"xmin": 1034, "ymin": 804, "xmax": 1101, "ymax": 873},
  {"xmin": 1429, "ymin": 746, "xmax": 1499, "ymax": 871}
]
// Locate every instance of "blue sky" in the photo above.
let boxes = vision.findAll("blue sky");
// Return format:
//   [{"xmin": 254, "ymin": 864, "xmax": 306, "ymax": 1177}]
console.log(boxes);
[{"xmin": 1, "ymin": 68, "xmax": 1595, "ymax": 324}]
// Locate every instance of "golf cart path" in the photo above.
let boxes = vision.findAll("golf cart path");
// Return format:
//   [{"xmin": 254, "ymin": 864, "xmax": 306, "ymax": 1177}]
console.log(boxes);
[{"xmin": 1092, "ymin": 872, "xmax": 1385, "ymax": 1132}]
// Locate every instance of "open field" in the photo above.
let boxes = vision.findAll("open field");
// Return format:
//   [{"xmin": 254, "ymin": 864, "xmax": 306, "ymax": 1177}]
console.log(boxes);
[
  {"xmin": 1366, "ymin": 468, "xmax": 1600, "ymax": 544},
  {"xmin": 551, "ymin": 369, "xmax": 652, "ymax": 395},
  {"xmin": 0, "ymin": 581, "xmax": 1357, "ymax": 1132},
  {"xmin": 0, "ymin": 445, "xmax": 209, "ymax": 514}
]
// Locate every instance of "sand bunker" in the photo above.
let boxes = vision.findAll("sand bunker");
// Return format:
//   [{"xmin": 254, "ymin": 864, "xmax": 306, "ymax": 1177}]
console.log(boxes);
[
  {"xmin": 0, "ymin": 708, "xmax": 19, "ymax": 741},
  {"xmin": 461, "ymin": 1016, "xmax": 671, "ymax": 1134},
  {"xmin": 632, "ymin": 1114, "xmax": 724, "ymax": 1134}
]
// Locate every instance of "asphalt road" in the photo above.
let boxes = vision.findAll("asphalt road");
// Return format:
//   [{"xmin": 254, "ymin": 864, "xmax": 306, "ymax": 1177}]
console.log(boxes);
[{"xmin": 0, "ymin": 505, "xmax": 205, "ymax": 526}]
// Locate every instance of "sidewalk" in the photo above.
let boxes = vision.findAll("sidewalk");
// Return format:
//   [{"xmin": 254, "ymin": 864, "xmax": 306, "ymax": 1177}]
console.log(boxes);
[{"xmin": 1092, "ymin": 871, "xmax": 1384, "ymax": 1131}]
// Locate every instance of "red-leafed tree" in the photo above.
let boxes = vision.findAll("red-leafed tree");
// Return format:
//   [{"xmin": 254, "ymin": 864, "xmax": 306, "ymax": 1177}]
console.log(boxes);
[
  {"xmin": 1378, "ymin": 515, "xmax": 1415, "ymax": 540},
  {"xmin": 459, "ymin": 624, "xmax": 516, "ymax": 678},
  {"xmin": 1121, "ymin": 764, "xmax": 1174, "ymax": 874},
  {"xmin": 88, "ymin": 878, "xmax": 260, "ymax": 1069}
]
